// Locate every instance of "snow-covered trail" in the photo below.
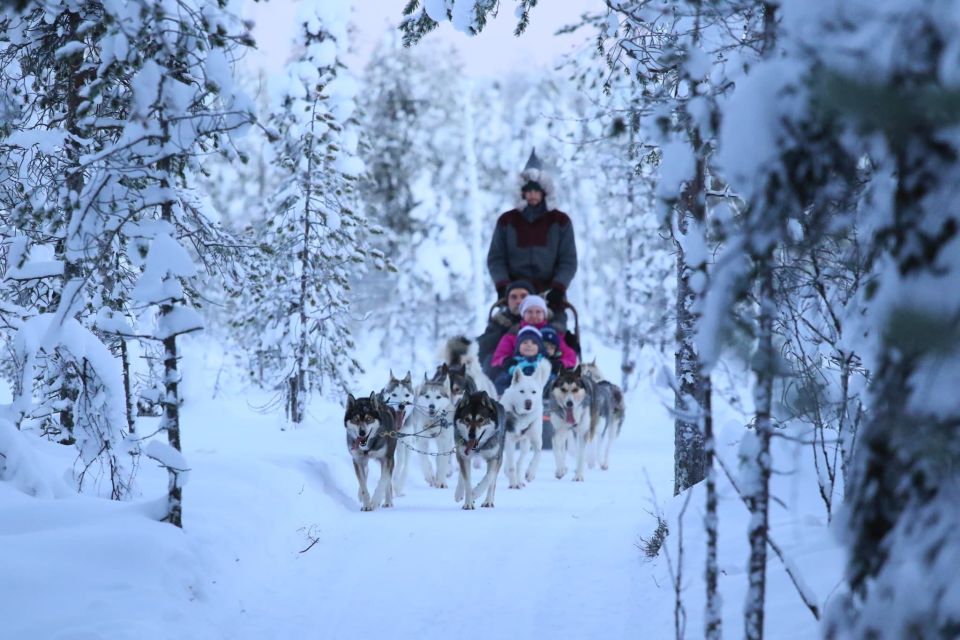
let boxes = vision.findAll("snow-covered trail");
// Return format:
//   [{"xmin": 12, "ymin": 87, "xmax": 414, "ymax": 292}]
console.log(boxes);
[{"xmin": 182, "ymin": 379, "xmax": 676, "ymax": 640}]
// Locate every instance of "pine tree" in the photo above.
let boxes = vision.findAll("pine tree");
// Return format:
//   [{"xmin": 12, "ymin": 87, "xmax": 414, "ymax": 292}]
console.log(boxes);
[{"xmin": 232, "ymin": 0, "xmax": 376, "ymax": 424}]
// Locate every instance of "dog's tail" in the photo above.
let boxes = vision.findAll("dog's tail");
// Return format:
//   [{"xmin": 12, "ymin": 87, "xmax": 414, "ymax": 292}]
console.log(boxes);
[{"xmin": 441, "ymin": 335, "xmax": 473, "ymax": 367}]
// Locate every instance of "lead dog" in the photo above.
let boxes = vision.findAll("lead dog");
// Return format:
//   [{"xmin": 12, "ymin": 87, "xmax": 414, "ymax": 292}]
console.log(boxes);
[
  {"xmin": 548, "ymin": 366, "xmax": 597, "ymax": 482},
  {"xmin": 500, "ymin": 359, "xmax": 551, "ymax": 488},
  {"xmin": 453, "ymin": 391, "xmax": 506, "ymax": 509},
  {"xmin": 344, "ymin": 392, "xmax": 397, "ymax": 511},
  {"xmin": 410, "ymin": 373, "xmax": 456, "ymax": 488},
  {"xmin": 382, "ymin": 370, "xmax": 415, "ymax": 496}
]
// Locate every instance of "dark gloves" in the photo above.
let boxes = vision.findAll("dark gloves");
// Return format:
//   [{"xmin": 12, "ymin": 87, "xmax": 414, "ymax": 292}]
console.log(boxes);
[
  {"xmin": 495, "ymin": 281, "xmax": 509, "ymax": 300},
  {"xmin": 546, "ymin": 287, "xmax": 565, "ymax": 308}
]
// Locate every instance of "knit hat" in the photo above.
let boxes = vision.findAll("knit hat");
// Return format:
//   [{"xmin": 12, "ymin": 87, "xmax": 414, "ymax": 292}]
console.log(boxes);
[
  {"xmin": 515, "ymin": 325, "xmax": 544, "ymax": 354},
  {"xmin": 540, "ymin": 325, "xmax": 561, "ymax": 349},
  {"xmin": 519, "ymin": 295, "xmax": 547, "ymax": 317},
  {"xmin": 505, "ymin": 280, "xmax": 537, "ymax": 297}
]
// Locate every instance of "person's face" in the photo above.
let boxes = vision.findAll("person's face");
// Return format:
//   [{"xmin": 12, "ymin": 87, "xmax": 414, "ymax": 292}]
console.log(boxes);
[
  {"xmin": 518, "ymin": 339, "xmax": 540, "ymax": 357},
  {"xmin": 523, "ymin": 307, "xmax": 546, "ymax": 325},
  {"xmin": 522, "ymin": 189, "xmax": 544, "ymax": 207},
  {"xmin": 544, "ymin": 342, "xmax": 557, "ymax": 357},
  {"xmin": 507, "ymin": 288, "xmax": 530, "ymax": 313}
]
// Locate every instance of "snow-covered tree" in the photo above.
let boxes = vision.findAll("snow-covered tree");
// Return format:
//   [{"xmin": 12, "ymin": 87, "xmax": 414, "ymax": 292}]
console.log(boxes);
[{"xmin": 230, "ymin": 0, "xmax": 377, "ymax": 424}]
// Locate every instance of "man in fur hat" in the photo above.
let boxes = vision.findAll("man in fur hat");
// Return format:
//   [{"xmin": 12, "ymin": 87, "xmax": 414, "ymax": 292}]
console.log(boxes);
[{"xmin": 486, "ymin": 149, "xmax": 578, "ymax": 317}]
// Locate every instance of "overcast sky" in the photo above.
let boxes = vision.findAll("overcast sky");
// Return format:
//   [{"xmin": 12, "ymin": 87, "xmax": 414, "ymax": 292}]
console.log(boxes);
[{"xmin": 244, "ymin": 0, "xmax": 599, "ymax": 78}]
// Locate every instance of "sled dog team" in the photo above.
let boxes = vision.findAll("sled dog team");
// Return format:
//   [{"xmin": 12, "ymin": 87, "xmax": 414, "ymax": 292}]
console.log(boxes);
[{"xmin": 344, "ymin": 338, "xmax": 625, "ymax": 511}]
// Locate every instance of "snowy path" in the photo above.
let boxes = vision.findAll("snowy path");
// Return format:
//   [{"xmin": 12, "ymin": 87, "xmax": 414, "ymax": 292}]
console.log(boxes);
[
  {"xmin": 1, "ymin": 343, "xmax": 840, "ymax": 639},
  {"xmin": 182, "ymin": 388, "xmax": 675, "ymax": 640}
]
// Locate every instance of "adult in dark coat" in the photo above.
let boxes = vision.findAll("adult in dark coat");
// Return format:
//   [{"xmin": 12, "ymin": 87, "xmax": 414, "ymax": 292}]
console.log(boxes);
[
  {"xmin": 477, "ymin": 280, "xmax": 535, "ymax": 379},
  {"xmin": 486, "ymin": 149, "xmax": 578, "ymax": 315}
]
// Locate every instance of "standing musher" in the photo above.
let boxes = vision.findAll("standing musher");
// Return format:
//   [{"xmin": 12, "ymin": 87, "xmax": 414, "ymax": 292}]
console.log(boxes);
[{"xmin": 486, "ymin": 149, "xmax": 578, "ymax": 330}]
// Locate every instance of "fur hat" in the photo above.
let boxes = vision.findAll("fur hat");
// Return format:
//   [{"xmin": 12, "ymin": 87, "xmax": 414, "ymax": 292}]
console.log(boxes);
[
  {"xmin": 516, "ymin": 148, "xmax": 558, "ymax": 208},
  {"xmin": 540, "ymin": 325, "xmax": 561, "ymax": 349},
  {"xmin": 519, "ymin": 295, "xmax": 548, "ymax": 316},
  {"xmin": 515, "ymin": 325, "xmax": 544, "ymax": 354}
]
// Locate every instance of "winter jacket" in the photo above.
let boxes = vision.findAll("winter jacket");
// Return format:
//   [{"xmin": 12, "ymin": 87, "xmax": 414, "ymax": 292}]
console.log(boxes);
[
  {"xmin": 490, "ymin": 321, "xmax": 577, "ymax": 370},
  {"xmin": 487, "ymin": 203, "xmax": 578, "ymax": 295},
  {"xmin": 477, "ymin": 309, "xmax": 520, "ymax": 378}
]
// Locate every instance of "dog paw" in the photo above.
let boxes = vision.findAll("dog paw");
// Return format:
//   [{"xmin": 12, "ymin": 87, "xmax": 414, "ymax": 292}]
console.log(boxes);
[
  {"xmin": 573, "ymin": 474, "xmax": 584, "ymax": 482},
  {"xmin": 462, "ymin": 503, "xmax": 475, "ymax": 510},
  {"xmin": 555, "ymin": 469, "xmax": 566, "ymax": 479},
  {"xmin": 481, "ymin": 501, "xmax": 495, "ymax": 508},
  {"xmin": 361, "ymin": 504, "xmax": 374, "ymax": 512},
  {"xmin": 600, "ymin": 464, "xmax": 609, "ymax": 471},
  {"xmin": 436, "ymin": 482, "xmax": 448, "ymax": 489},
  {"xmin": 525, "ymin": 472, "xmax": 536, "ymax": 482},
  {"xmin": 382, "ymin": 500, "xmax": 394, "ymax": 508}
]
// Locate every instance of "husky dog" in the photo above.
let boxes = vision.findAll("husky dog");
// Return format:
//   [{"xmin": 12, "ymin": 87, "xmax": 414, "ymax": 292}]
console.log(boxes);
[
  {"xmin": 594, "ymin": 380, "xmax": 625, "ymax": 471},
  {"xmin": 381, "ymin": 370, "xmax": 415, "ymax": 496},
  {"xmin": 344, "ymin": 392, "xmax": 397, "ymax": 511},
  {"xmin": 574, "ymin": 360, "xmax": 626, "ymax": 470},
  {"xmin": 409, "ymin": 373, "xmax": 456, "ymax": 488},
  {"xmin": 442, "ymin": 336, "xmax": 499, "ymax": 399},
  {"xmin": 580, "ymin": 358, "xmax": 606, "ymax": 382},
  {"xmin": 499, "ymin": 359, "xmax": 551, "ymax": 489},
  {"xmin": 548, "ymin": 366, "xmax": 597, "ymax": 482},
  {"xmin": 453, "ymin": 391, "xmax": 506, "ymax": 509}
]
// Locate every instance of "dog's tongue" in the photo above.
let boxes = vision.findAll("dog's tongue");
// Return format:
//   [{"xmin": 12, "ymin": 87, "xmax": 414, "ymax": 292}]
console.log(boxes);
[
  {"xmin": 465, "ymin": 438, "xmax": 478, "ymax": 454},
  {"xmin": 565, "ymin": 406, "xmax": 575, "ymax": 424}
]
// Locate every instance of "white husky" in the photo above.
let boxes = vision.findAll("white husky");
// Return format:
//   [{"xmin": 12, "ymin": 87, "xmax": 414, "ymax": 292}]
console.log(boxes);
[{"xmin": 499, "ymin": 359, "xmax": 551, "ymax": 489}]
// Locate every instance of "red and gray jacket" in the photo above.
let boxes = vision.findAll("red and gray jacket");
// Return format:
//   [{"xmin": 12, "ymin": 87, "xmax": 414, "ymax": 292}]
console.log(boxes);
[{"xmin": 486, "ymin": 205, "xmax": 578, "ymax": 295}]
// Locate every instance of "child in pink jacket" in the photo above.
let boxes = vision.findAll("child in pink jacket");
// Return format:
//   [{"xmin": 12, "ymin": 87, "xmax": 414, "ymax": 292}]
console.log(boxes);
[{"xmin": 490, "ymin": 295, "xmax": 577, "ymax": 371}]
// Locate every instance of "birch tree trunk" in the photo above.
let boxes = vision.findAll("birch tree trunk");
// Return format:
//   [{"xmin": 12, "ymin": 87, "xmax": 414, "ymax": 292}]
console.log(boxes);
[{"xmin": 744, "ymin": 257, "xmax": 774, "ymax": 640}]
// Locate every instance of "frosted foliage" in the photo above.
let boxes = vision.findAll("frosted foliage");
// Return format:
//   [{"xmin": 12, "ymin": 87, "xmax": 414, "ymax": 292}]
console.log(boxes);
[{"xmin": 716, "ymin": 59, "xmax": 805, "ymax": 202}]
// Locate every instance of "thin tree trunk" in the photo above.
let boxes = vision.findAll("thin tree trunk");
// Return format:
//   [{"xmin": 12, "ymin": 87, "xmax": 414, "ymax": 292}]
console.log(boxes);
[
  {"xmin": 673, "ymin": 140, "xmax": 708, "ymax": 495},
  {"xmin": 158, "ymin": 109, "xmax": 183, "ymax": 527},
  {"xmin": 54, "ymin": 9, "xmax": 88, "ymax": 445},
  {"xmin": 704, "ymin": 376, "xmax": 721, "ymax": 639},
  {"xmin": 291, "ymin": 107, "xmax": 316, "ymax": 426},
  {"xmin": 744, "ymin": 259, "xmax": 774, "ymax": 640}
]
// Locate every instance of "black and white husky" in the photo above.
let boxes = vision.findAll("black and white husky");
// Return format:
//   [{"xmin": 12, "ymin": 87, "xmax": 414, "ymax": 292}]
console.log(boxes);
[
  {"xmin": 344, "ymin": 392, "xmax": 397, "ymax": 511},
  {"xmin": 442, "ymin": 336, "xmax": 499, "ymax": 399},
  {"xmin": 453, "ymin": 391, "xmax": 506, "ymax": 509},
  {"xmin": 381, "ymin": 371, "xmax": 415, "ymax": 496},
  {"xmin": 499, "ymin": 359, "xmax": 551, "ymax": 489},
  {"xmin": 548, "ymin": 366, "xmax": 597, "ymax": 482}
]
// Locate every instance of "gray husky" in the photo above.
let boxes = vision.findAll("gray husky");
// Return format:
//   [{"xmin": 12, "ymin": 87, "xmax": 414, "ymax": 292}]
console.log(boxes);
[
  {"xmin": 453, "ymin": 391, "xmax": 507, "ymax": 509},
  {"xmin": 577, "ymin": 361, "xmax": 626, "ymax": 470},
  {"xmin": 410, "ymin": 373, "xmax": 456, "ymax": 489},
  {"xmin": 381, "ymin": 370, "xmax": 415, "ymax": 496},
  {"xmin": 593, "ymin": 380, "xmax": 625, "ymax": 470},
  {"xmin": 344, "ymin": 392, "xmax": 397, "ymax": 511}
]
